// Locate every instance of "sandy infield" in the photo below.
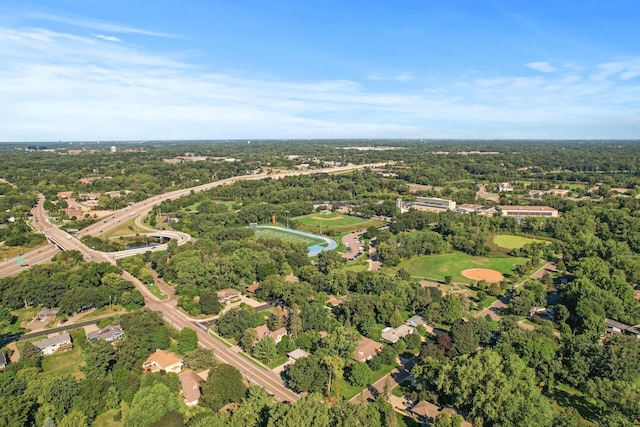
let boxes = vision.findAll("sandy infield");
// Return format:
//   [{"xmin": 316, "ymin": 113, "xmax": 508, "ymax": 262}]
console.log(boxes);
[
  {"xmin": 461, "ymin": 268, "xmax": 504, "ymax": 283},
  {"xmin": 311, "ymin": 215, "xmax": 344, "ymax": 221}
]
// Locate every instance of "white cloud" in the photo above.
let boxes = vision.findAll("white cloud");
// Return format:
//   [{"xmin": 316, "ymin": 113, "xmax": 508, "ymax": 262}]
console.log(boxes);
[
  {"xmin": 0, "ymin": 25, "xmax": 639, "ymax": 140},
  {"xmin": 26, "ymin": 11, "xmax": 177, "ymax": 38},
  {"xmin": 525, "ymin": 61, "xmax": 556, "ymax": 73},
  {"xmin": 366, "ymin": 72, "xmax": 413, "ymax": 82},
  {"xmin": 94, "ymin": 34, "xmax": 121, "ymax": 42}
]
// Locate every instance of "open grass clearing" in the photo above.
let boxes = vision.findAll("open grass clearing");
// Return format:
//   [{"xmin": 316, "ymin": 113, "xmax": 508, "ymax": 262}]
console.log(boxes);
[
  {"xmin": 254, "ymin": 227, "xmax": 324, "ymax": 247},
  {"xmin": 41, "ymin": 344, "xmax": 84, "ymax": 380},
  {"xmin": 395, "ymin": 252, "xmax": 528, "ymax": 283},
  {"xmin": 492, "ymin": 234, "xmax": 549, "ymax": 250},
  {"xmin": 92, "ymin": 409, "xmax": 123, "ymax": 427},
  {"xmin": 294, "ymin": 213, "xmax": 368, "ymax": 227},
  {"xmin": 294, "ymin": 213, "xmax": 382, "ymax": 233},
  {"xmin": 100, "ymin": 218, "xmax": 147, "ymax": 239}
]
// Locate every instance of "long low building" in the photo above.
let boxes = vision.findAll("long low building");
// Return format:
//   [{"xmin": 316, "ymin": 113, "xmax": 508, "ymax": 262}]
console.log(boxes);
[
  {"xmin": 409, "ymin": 197, "xmax": 457, "ymax": 211},
  {"xmin": 496, "ymin": 205, "xmax": 559, "ymax": 218}
]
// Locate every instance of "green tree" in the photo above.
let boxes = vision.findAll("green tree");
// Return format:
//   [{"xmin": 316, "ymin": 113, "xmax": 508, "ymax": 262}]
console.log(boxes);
[
  {"xmin": 200, "ymin": 364, "xmax": 247, "ymax": 411},
  {"xmin": 450, "ymin": 320, "xmax": 480, "ymax": 356},
  {"xmin": 253, "ymin": 336, "xmax": 277, "ymax": 364},
  {"xmin": 125, "ymin": 383, "xmax": 182, "ymax": 427},
  {"xmin": 433, "ymin": 413, "xmax": 462, "ymax": 427},
  {"xmin": 345, "ymin": 361, "xmax": 373, "ymax": 388},
  {"xmin": 81, "ymin": 340, "xmax": 116, "ymax": 379},
  {"xmin": 199, "ymin": 290, "xmax": 223, "ymax": 315},
  {"xmin": 58, "ymin": 409, "xmax": 88, "ymax": 427},
  {"xmin": 389, "ymin": 310, "xmax": 403, "ymax": 328},
  {"xmin": 323, "ymin": 355, "xmax": 344, "ymax": 396},
  {"xmin": 240, "ymin": 328, "xmax": 258, "ymax": 353},
  {"xmin": 177, "ymin": 328, "xmax": 198, "ymax": 354},
  {"xmin": 183, "ymin": 348, "xmax": 216, "ymax": 371},
  {"xmin": 286, "ymin": 355, "xmax": 329, "ymax": 394}
]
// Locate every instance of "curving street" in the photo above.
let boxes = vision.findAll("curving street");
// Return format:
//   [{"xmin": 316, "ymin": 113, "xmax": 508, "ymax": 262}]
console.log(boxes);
[{"xmin": 0, "ymin": 162, "xmax": 388, "ymax": 402}]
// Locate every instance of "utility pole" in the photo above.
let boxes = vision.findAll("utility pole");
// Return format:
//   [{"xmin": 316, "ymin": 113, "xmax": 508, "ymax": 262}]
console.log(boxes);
[{"xmin": 285, "ymin": 210, "xmax": 289, "ymax": 228}]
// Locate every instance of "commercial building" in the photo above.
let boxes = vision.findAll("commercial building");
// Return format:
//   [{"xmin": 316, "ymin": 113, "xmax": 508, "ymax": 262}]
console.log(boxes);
[
  {"xmin": 414, "ymin": 197, "xmax": 457, "ymax": 211},
  {"xmin": 496, "ymin": 206, "xmax": 559, "ymax": 218}
]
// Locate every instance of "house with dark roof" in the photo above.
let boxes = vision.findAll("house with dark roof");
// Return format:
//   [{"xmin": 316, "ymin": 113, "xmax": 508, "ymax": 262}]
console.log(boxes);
[
  {"xmin": 87, "ymin": 325, "xmax": 124, "ymax": 342},
  {"xmin": 33, "ymin": 332, "xmax": 72, "ymax": 356},
  {"xmin": 605, "ymin": 318, "xmax": 640, "ymax": 339}
]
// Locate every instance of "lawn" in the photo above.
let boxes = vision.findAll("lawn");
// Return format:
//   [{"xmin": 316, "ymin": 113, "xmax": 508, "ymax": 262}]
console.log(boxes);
[
  {"xmin": 92, "ymin": 409, "xmax": 122, "ymax": 427},
  {"xmin": 145, "ymin": 281, "xmax": 168, "ymax": 300},
  {"xmin": 295, "ymin": 213, "xmax": 370, "ymax": 227},
  {"xmin": 396, "ymin": 412, "xmax": 421, "ymax": 427},
  {"xmin": 41, "ymin": 345, "xmax": 85, "ymax": 379},
  {"xmin": 492, "ymin": 234, "xmax": 549, "ymax": 250},
  {"xmin": 100, "ymin": 218, "xmax": 148, "ymax": 239},
  {"xmin": 396, "ymin": 252, "xmax": 529, "ymax": 283},
  {"xmin": 338, "ymin": 363, "xmax": 397, "ymax": 400},
  {"xmin": 294, "ymin": 213, "xmax": 382, "ymax": 233},
  {"xmin": 253, "ymin": 227, "xmax": 324, "ymax": 246}
]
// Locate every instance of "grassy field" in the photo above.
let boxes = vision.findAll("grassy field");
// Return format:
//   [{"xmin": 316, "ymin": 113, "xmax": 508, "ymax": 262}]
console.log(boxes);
[
  {"xmin": 145, "ymin": 281, "xmax": 168, "ymax": 300},
  {"xmin": 253, "ymin": 227, "xmax": 325, "ymax": 246},
  {"xmin": 294, "ymin": 213, "xmax": 383, "ymax": 233},
  {"xmin": 41, "ymin": 343, "xmax": 85, "ymax": 379},
  {"xmin": 92, "ymin": 408, "xmax": 122, "ymax": 427},
  {"xmin": 100, "ymin": 218, "xmax": 148, "ymax": 239},
  {"xmin": 396, "ymin": 252, "xmax": 529, "ymax": 283},
  {"xmin": 492, "ymin": 234, "xmax": 548, "ymax": 249},
  {"xmin": 295, "ymin": 213, "xmax": 368, "ymax": 227}
]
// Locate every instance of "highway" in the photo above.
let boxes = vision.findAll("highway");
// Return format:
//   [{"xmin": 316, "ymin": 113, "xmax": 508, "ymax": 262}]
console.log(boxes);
[{"xmin": 0, "ymin": 162, "xmax": 388, "ymax": 401}]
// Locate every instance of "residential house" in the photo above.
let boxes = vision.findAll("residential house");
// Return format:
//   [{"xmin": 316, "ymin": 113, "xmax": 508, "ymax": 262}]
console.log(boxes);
[
  {"xmin": 216, "ymin": 288, "xmax": 240, "ymax": 304},
  {"xmin": 381, "ymin": 325, "xmax": 414, "ymax": 344},
  {"xmin": 287, "ymin": 348, "xmax": 310, "ymax": 363},
  {"xmin": 36, "ymin": 307, "xmax": 60, "ymax": 321},
  {"xmin": 142, "ymin": 349, "xmax": 183, "ymax": 373},
  {"xmin": 411, "ymin": 401, "xmax": 472, "ymax": 427},
  {"xmin": 605, "ymin": 318, "xmax": 640, "ymax": 340},
  {"xmin": 78, "ymin": 193, "xmax": 100, "ymax": 200},
  {"xmin": 245, "ymin": 282, "xmax": 260, "ymax": 294},
  {"xmin": 57, "ymin": 191, "xmax": 73, "ymax": 199},
  {"xmin": 497, "ymin": 183, "xmax": 514, "ymax": 192},
  {"xmin": 254, "ymin": 325, "xmax": 287, "ymax": 345},
  {"xmin": 353, "ymin": 336, "xmax": 383, "ymax": 362},
  {"xmin": 34, "ymin": 332, "xmax": 73, "ymax": 356},
  {"xmin": 406, "ymin": 314, "xmax": 427, "ymax": 328},
  {"xmin": 179, "ymin": 370, "xmax": 206, "ymax": 406},
  {"xmin": 105, "ymin": 191, "xmax": 122, "ymax": 198},
  {"xmin": 0, "ymin": 353, "xmax": 7, "ymax": 371},
  {"xmin": 87, "ymin": 325, "xmax": 125, "ymax": 342}
]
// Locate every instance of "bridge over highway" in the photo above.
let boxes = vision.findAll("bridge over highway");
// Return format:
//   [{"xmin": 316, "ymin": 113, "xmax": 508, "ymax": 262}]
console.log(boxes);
[{"xmin": 0, "ymin": 162, "xmax": 389, "ymax": 401}]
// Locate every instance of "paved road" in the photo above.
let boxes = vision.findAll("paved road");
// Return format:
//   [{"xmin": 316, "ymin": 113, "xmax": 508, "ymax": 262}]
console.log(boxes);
[
  {"xmin": 0, "ymin": 162, "xmax": 388, "ymax": 401},
  {"xmin": 475, "ymin": 261, "xmax": 557, "ymax": 319}
]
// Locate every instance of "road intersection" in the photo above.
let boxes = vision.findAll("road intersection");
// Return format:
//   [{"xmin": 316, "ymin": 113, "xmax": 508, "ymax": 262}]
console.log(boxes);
[{"xmin": 1, "ymin": 162, "xmax": 388, "ymax": 401}]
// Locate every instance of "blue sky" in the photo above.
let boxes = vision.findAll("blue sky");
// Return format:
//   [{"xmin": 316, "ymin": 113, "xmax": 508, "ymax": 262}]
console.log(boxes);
[{"xmin": 1, "ymin": 1, "xmax": 639, "ymax": 141}]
